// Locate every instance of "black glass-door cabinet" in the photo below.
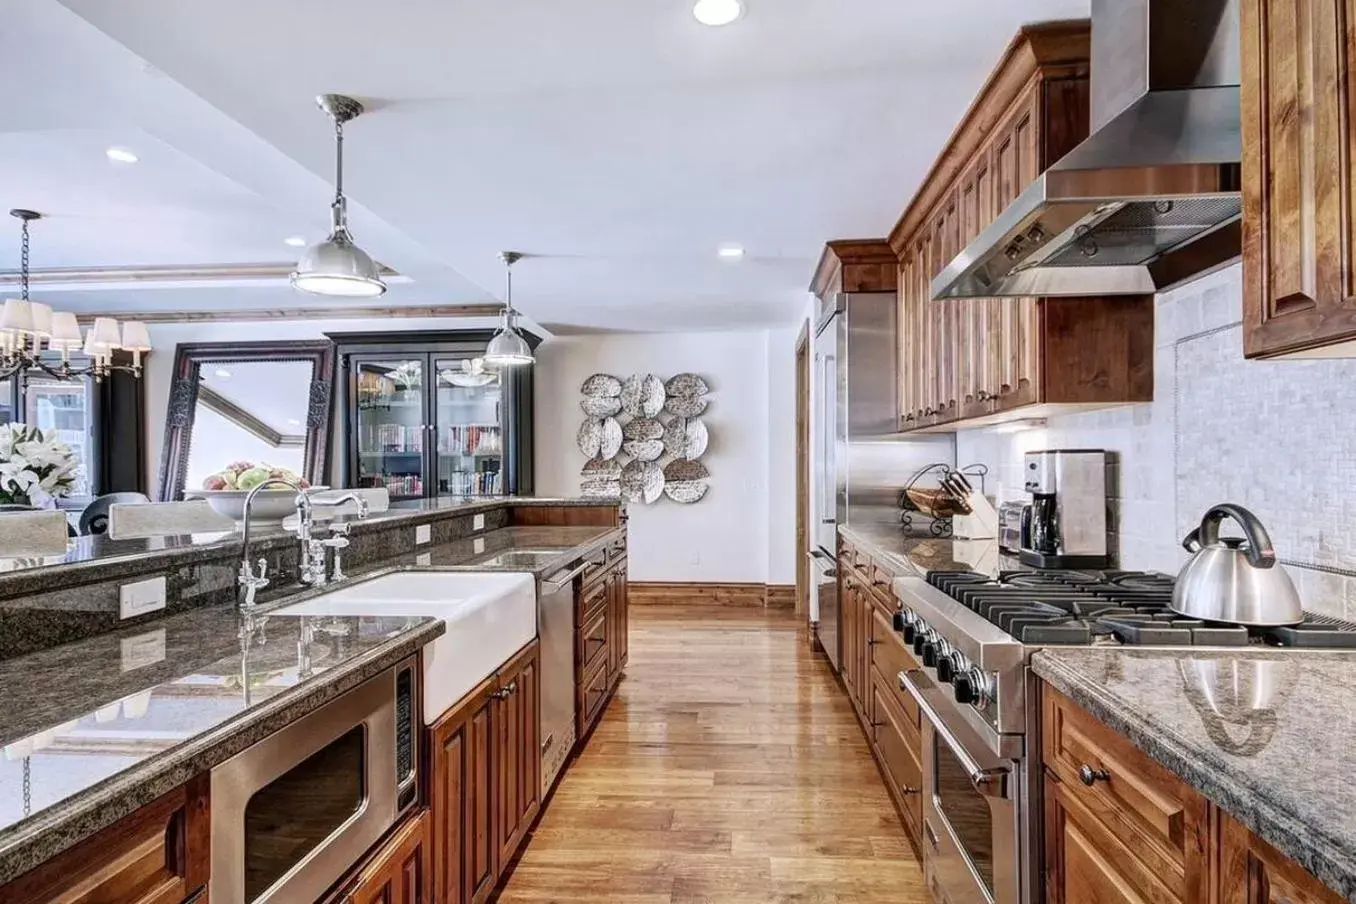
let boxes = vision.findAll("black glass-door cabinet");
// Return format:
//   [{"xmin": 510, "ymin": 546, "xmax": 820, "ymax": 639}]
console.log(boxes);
[{"xmin": 330, "ymin": 331, "xmax": 538, "ymax": 501}]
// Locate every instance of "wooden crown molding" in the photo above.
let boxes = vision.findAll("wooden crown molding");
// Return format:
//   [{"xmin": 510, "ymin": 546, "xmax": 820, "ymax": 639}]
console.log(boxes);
[
  {"xmin": 886, "ymin": 19, "xmax": 1091, "ymax": 254},
  {"xmin": 809, "ymin": 239, "xmax": 899, "ymax": 297}
]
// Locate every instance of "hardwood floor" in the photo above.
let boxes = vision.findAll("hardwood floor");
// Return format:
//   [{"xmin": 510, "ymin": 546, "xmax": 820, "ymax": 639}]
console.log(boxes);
[{"xmin": 497, "ymin": 604, "xmax": 928, "ymax": 903}]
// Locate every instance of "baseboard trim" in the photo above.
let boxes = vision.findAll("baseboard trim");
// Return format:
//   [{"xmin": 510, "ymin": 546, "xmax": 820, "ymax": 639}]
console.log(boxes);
[{"xmin": 629, "ymin": 582, "xmax": 796, "ymax": 608}]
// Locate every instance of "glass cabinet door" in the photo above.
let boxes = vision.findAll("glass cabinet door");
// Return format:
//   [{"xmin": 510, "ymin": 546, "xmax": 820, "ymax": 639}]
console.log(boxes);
[
  {"xmin": 433, "ymin": 357, "xmax": 503, "ymax": 496},
  {"xmin": 352, "ymin": 357, "xmax": 427, "ymax": 499}
]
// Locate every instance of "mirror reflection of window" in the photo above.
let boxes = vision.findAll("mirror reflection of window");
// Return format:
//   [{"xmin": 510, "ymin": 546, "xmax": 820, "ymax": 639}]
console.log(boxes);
[
  {"xmin": 24, "ymin": 373, "xmax": 93, "ymax": 500},
  {"xmin": 184, "ymin": 361, "xmax": 314, "ymax": 492}
]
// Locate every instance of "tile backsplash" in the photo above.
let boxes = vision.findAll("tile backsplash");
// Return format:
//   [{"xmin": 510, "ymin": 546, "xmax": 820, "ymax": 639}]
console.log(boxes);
[{"xmin": 956, "ymin": 263, "xmax": 1356, "ymax": 618}]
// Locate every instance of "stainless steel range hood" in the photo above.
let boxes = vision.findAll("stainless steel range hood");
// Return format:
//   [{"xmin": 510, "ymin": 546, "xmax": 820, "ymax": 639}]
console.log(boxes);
[{"xmin": 932, "ymin": 0, "xmax": 1242, "ymax": 301}]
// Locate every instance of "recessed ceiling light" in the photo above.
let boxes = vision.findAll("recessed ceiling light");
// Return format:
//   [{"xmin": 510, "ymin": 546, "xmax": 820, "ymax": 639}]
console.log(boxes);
[
  {"xmin": 717, "ymin": 244, "xmax": 746, "ymax": 260},
  {"xmin": 693, "ymin": 0, "xmax": 743, "ymax": 26},
  {"xmin": 214, "ymin": 368, "xmax": 232, "ymax": 379},
  {"xmin": 105, "ymin": 147, "xmax": 139, "ymax": 164},
  {"xmin": 284, "ymin": 235, "xmax": 307, "ymax": 247}
]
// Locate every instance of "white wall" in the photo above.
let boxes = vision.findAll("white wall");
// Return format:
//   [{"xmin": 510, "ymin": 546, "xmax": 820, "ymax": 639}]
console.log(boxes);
[
  {"xmin": 956, "ymin": 263, "xmax": 1356, "ymax": 619},
  {"xmin": 143, "ymin": 316, "xmax": 502, "ymax": 493},
  {"xmin": 534, "ymin": 328, "xmax": 799, "ymax": 585}
]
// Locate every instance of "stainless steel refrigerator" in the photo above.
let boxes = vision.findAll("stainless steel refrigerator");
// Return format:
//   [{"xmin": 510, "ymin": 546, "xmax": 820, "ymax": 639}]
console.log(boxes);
[{"xmin": 809, "ymin": 292, "xmax": 954, "ymax": 672}]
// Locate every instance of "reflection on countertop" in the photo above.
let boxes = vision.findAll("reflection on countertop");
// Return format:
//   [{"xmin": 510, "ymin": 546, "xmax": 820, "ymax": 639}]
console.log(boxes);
[
  {"xmin": 1033, "ymin": 646, "xmax": 1356, "ymax": 902},
  {"xmin": 838, "ymin": 522, "xmax": 1019, "ymax": 577}
]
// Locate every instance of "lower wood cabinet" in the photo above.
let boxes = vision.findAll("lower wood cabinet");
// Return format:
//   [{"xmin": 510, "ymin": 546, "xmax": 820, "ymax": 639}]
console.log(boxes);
[
  {"xmin": 0, "ymin": 775, "xmax": 210, "ymax": 904},
  {"xmin": 342, "ymin": 810, "xmax": 431, "ymax": 904},
  {"xmin": 1043, "ymin": 684, "xmax": 1345, "ymax": 904},
  {"xmin": 835, "ymin": 542, "xmax": 923, "ymax": 853},
  {"xmin": 1220, "ymin": 812, "xmax": 1345, "ymax": 904},
  {"xmin": 575, "ymin": 544, "xmax": 629, "ymax": 742},
  {"xmin": 429, "ymin": 639, "xmax": 541, "ymax": 904}
]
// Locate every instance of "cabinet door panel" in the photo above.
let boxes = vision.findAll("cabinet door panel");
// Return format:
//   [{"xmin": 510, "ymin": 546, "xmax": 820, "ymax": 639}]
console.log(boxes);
[
  {"xmin": 1045, "ymin": 775, "xmax": 1175, "ymax": 904},
  {"xmin": 1220, "ymin": 813, "xmax": 1346, "ymax": 904},
  {"xmin": 1242, "ymin": 0, "xmax": 1356, "ymax": 356},
  {"xmin": 496, "ymin": 643, "xmax": 540, "ymax": 868},
  {"xmin": 429, "ymin": 682, "xmax": 496, "ymax": 904},
  {"xmin": 347, "ymin": 811, "xmax": 430, "ymax": 904}
]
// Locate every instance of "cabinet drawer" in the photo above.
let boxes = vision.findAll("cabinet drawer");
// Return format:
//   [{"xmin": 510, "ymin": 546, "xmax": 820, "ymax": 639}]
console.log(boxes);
[
  {"xmin": 578, "ymin": 607, "xmax": 609, "ymax": 676},
  {"xmin": 578, "ymin": 578, "xmax": 608, "ymax": 627},
  {"xmin": 869, "ymin": 609, "xmax": 919, "ymax": 730},
  {"xmin": 869, "ymin": 665, "xmax": 923, "ymax": 839},
  {"xmin": 1042, "ymin": 687, "xmax": 1211, "ymax": 902},
  {"xmin": 579, "ymin": 657, "xmax": 611, "ymax": 734}
]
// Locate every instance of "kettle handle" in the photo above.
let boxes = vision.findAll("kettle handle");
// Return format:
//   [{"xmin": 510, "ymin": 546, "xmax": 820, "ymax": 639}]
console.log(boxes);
[
  {"xmin": 1181, "ymin": 527, "xmax": 1202, "ymax": 553},
  {"xmin": 1198, "ymin": 504, "xmax": 1276, "ymax": 568}
]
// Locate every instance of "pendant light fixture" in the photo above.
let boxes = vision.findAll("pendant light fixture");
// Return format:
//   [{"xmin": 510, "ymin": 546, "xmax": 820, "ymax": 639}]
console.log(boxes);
[
  {"xmin": 0, "ymin": 209, "xmax": 150, "ymax": 382},
  {"xmin": 291, "ymin": 94, "xmax": 387, "ymax": 298},
  {"xmin": 484, "ymin": 251, "xmax": 534, "ymax": 367}
]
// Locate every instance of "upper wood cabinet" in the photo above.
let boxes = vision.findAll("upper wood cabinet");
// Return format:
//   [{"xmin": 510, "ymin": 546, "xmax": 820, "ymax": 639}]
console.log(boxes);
[
  {"xmin": 889, "ymin": 21, "xmax": 1156, "ymax": 432},
  {"xmin": 810, "ymin": 240, "xmax": 900, "ymax": 300},
  {"xmin": 1241, "ymin": 0, "xmax": 1356, "ymax": 357}
]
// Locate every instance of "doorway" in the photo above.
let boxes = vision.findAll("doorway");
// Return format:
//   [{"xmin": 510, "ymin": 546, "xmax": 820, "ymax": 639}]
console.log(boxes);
[{"xmin": 794, "ymin": 322, "xmax": 810, "ymax": 620}]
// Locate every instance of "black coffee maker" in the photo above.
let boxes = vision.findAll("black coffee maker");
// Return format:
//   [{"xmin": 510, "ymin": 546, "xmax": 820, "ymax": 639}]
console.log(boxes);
[{"xmin": 1018, "ymin": 450, "xmax": 1108, "ymax": 569}]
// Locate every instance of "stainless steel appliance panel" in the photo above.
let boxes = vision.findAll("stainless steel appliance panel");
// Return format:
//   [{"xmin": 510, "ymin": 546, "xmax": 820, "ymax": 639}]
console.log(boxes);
[
  {"xmin": 210, "ymin": 658, "xmax": 418, "ymax": 904},
  {"xmin": 810, "ymin": 549, "xmax": 840, "ymax": 671},
  {"xmin": 539, "ymin": 560, "xmax": 588, "ymax": 794}
]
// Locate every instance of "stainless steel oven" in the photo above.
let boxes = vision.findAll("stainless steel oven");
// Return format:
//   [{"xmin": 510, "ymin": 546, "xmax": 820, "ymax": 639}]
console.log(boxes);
[
  {"xmin": 902, "ymin": 669, "xmax": 1022, "ymax": 904},
  {"xmin": 210, "ymin": 657, "xmax": 419, "ymax": 904}
]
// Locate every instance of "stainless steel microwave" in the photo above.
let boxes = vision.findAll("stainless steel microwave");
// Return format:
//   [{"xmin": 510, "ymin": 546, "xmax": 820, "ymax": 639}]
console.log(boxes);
[{"xmin": 210, "ymin": 656, "xmax": 419, "ymax": 904}]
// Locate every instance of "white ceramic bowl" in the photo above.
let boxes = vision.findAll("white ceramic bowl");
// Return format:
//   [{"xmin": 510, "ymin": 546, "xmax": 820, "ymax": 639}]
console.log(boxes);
[{"xmin": 185, "ymin": 488, "xmax": 311, "ymax": 525}]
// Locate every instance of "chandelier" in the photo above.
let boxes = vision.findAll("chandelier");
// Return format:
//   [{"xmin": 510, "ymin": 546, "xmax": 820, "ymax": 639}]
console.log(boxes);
[{"xmin": 2, "ymin": 209, "xmax": 150, "ymax": 382}]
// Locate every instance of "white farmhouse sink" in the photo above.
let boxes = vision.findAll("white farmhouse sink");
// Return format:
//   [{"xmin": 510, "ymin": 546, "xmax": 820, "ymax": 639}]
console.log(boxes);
[{"xmin": 275, "ymin": 572, "xmax": 536, "ymax": 723}]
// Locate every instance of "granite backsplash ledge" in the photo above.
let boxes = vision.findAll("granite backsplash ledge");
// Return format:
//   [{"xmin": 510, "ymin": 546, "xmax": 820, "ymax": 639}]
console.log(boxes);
[{"xmin": 0, "ymin": 498, "xmax": 618, "ymax": 660}]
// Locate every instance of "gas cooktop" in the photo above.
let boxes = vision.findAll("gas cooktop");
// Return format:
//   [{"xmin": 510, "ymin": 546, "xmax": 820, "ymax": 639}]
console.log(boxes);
[{"xmin": 926, "ymin": 569, "xmax": 1356, "ymax": 648}]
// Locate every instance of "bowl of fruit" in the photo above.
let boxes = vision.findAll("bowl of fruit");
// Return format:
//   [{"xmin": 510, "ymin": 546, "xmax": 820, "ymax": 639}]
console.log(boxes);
[{"xmin": 186, "ymin": 462, "xmax": 321, "ymax": 525}]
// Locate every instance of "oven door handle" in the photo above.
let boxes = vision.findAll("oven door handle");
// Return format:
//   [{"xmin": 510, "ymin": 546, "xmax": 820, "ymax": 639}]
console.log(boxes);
[{"xmin": 900, "ymin": 669, "xmax": 1010, "ymax": 799}]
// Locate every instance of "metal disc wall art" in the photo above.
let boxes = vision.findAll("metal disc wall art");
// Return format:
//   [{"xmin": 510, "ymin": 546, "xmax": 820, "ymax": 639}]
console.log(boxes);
[
  {"xmin": 580, "ymin": 458, "xmax": 622, "ymax": 497},
  {"xmin": 620, "ymin": 460, "xmax": 664, "ymax": 504},
  {"xmin": 621, "ymin": 417, "xmax": 665, "ymax": 461},
  {"xmin": 662, "ymin": 416, "xmax": 708, "ymax": 460},
  {"xmin": 663, "ymin": 394, "xmax": 708, "ymax": 417},
  {"xmin": 620, "ymin": 374, "xmax": 665, "ymax": 418},
  {"xmin": 576, "ymin": 371, "xmax": 711, "ymax": 505},
  {"xmin": 580, "ymin": 395, "xmax": 622, "ymax": 417},
  {"xmin": 663, "ymin": 459, "xmax": 710, "ymax": 503},
  {"xmin": 665, "ymin": 373, "xmax": 709, "ymax": 398},
  {"xmin": 581, "ymin": 373, "xmax": 622, "ymax": 397}
]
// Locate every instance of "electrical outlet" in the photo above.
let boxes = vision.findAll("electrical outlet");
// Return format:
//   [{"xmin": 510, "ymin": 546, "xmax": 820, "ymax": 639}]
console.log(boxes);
[
  {"xmin": 473, "ymin": 513, "xmax": 485, "ymax": 531},
  {"xmin": 120, "ymin": 629, "xmax": 166, "ymax": 672},
  {"xmin": 119, "ymin": 577, "xmax": 166, "ymax": 619},
  {"xmin": 415, "ymin": 524, "xmax": 431, "ymax": 545},
  {"xmin": 473, "ymin": 537, "xmax": 485, "ymax": 555},
  {"xmin": 689, "ymin": 552, "xmax": 702, "ymax": 567},
  {"xmin": 416, "ymin": 552, "xmax": 432, "ymax": 567}
]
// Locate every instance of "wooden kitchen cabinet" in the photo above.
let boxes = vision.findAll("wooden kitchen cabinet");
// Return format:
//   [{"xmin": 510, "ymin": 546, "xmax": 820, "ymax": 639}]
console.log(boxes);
[
  {"xmin": 343, "ymin": 810, "xmax": 430, "ymax": 904},
  {"xmin": 1241, "ymin": 0, "xmax": 1356, "ymax": 358},
  {"xmin": 1220, "ymin": 812, "xmax": 1346, "ymax": 904},
  {"xmin": 890, "ymin": 21, "xmax": 1155, "ymax": 432},
  {"xmin": 575, "ymin": 540, "xmax": 629, "ymax": 743},
  {"xmin": 428, "ymin": 639, "xmax": 541, "ymax": 904},
  {"xmin": 1042, "ymin": 685, "xmax": 1348, "ymax": 904},
  {"xmin": 0, "ymin": 776, "xmax": 210, "ymax": 904}
]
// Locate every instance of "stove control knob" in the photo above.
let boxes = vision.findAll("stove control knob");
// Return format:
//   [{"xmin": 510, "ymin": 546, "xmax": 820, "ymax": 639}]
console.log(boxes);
[
  {"xmin": 921, "ymin": 642, "xmax": 939, "ymax": 668},
  {"xmin": 935, "ymin": 655, "xmax": 955, "ymax": 682},
  {"xmin": 954, "ymin": 667, "xmax": 992, "ymax": 707},
  {"xmin": 892, "ymin": 610, "xmax": 905, "ymax": 631},
  {"xmin": 911, "ymin": 622, "xmax": 930, "ymax": 655}
]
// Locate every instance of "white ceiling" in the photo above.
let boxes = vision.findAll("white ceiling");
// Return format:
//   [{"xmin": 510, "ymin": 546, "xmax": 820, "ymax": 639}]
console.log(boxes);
[{"xmin": 6, "ymin": 0, "xmax": 1088, "ymax": 331}]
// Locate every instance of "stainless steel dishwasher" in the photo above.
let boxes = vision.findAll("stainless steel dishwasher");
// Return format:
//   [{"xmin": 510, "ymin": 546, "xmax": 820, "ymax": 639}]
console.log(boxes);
[{"xmin": 538, "ymin": 555, "xmax": 595, "ymax": 795}]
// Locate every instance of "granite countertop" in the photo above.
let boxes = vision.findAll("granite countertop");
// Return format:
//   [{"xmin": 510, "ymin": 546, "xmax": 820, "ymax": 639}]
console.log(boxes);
[
  {"xmin": 0, "ymin": 520, "xmax": 620, "ymax": 884},
  {"xmin": 1034, "ymin": 647, "xmax": 1356, "ymax": 901},
  {"xmin": 838, "ymin": 523, "xmax": 1019, "ymax": 577},
  {"xmin": 0, "ymin": 496, "xmax": 618, "ymax": 597},
  {"xmin": 0, "ymin": 606, "xmax": 443, "ymax": 885}
]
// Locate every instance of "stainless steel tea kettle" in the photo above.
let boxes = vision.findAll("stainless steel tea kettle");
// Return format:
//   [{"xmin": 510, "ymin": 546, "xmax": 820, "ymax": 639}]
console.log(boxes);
[{"xmin": 1171, "ymin": 504, "xmax": 1303, "ymax": 626}]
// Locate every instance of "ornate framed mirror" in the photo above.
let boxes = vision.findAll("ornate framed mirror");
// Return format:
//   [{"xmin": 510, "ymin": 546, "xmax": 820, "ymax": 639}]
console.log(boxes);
[{"xmin": 157, "ymin": 340, "xmax": 336, "ymax": 501}]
